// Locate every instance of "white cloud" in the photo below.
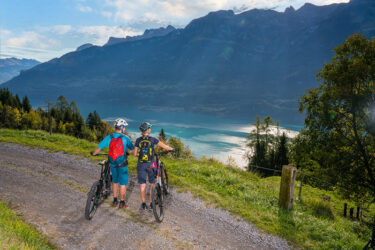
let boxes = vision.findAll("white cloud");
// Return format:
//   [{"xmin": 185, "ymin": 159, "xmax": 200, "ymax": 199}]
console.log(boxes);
[
  {"xmin": 105, "ymin": 0, "xmax": 350, "ymax": 27},
  {"xmin": 101, "ymin": 11, "xmax": 113, "ymax": 18},
  {"xmin": 77, "ymin": 25, "xmax": 142, "ymax": 44},
  {"xmin": 76, "ymin": 4, "xmax": 93, "ymax": 12},
  {"xmin": 0, "ymin": 29, "xmax": 12, "ymax": 37},
  {"xmin": 6, "ymin": 31, "xmax": 60, "ymax": 49},
  {"xmin": 51, "ymin": 25, "xmax": 72, "ymax": 35}
]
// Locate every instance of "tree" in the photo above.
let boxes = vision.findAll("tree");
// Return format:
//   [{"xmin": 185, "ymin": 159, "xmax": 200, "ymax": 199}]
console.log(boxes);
[
  {"xmin": 0, "ymin": 88, "xmax": 20, "ymax": 108},
  {"xmin": 274, "ymin": 132, "xmax": 289, "ymax": 171},
  {"xmin": 247, "ymin": 116, "xmax": 284, "ymax": 176},
  {"xmin": 299, "ymin": 34, "xmax": 375, "ymax": 199},
  {"xmin": 95, "ymin": 121, "xmax": 113, "ymax": 141},
  {"xmin": 15, "ymin": 94, "xmax": 22, "ymax": 110},
  {"xmin": 22, "ymin": 96, "xmax": 32, "ymax": 112},
  {"xmin": 57, "ymin": 120, "xmax": 66, "ymax": 134},
  {"xmin": 65, "ymin": 122, "xmax": 75, "ymax": 135},
  {"xmin": 159, "ymin": 128, "xmax": 167, "ymax": 142},
  {"xmin": 4, "ymin": 106, "xmax": 21, "ymax": 128},
  {"xmin": 86, "ymin": 110, "xmax": 101, "ymax": 129},
  {"xmin": 63, "ymin": 108, "xmax": 73, "ymax": 123},
  {"xmin": 73, "ymin": 112, "xmax": 85, "ymax": 137},
  {"xmin": 70, "ymin": 101, "xmax": 79, "ymax": 115},
  {"xmin": 56, "ymin": 95, "xmax": 68, "ymax": 111},
  {"xmin": 22, "ymin": 110, "xmax": 42, "ymax": 130},
  {"xmin": 168, "ymin": 137, "xmax": 193, "ymax": 159}
]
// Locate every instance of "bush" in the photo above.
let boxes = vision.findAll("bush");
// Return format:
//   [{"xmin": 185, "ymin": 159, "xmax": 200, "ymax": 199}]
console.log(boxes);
[
  {"xmin": 22, "ymin": 109, "xmax": 42, "ymax": 130},
  {"xmin": 57, "ymin": 121, "xmax": 66, "ymax": 134},
  {"xmin": 81, "ymin": 126, "xmax": 97, "ymax": 142},
  {"xmin": 65, "ymin": 122, "xmax": 75, "ymax": 135},
  {"xmin": 168, "ymin": 137, "xmax": 193, "ymax": 159}
]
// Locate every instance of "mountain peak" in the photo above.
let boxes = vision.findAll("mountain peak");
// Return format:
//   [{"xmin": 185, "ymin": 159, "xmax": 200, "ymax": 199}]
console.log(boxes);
[
  {"xmin": 105, "ymin": 25, "xmax": 176, "ymax": 46},
  {"xmin": 207, "ymin": 9, "xmax": 235, "ymax": 17},
  {"xmin": 284, "ymin": 6, "xmax": 295, "ymax": 13},
  {"xmin": 76, "ymin": 43, "xmax": 93, "ymax": 51}
]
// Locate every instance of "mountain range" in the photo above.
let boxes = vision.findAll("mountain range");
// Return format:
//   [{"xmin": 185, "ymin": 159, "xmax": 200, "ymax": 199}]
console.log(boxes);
[
  {"xmin": 3, "ymin": 0, "xmax": 375, "ymax": 124},
  {"xmin": 0, "ymin": 58, "xmax": 39, "ymax": 84}
]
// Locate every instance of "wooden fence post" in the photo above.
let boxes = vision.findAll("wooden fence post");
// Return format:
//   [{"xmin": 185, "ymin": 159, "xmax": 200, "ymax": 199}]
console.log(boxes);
[
  {"xmin": 298, "ymin": 169, "xmax": 304, "ymax": 201},
  {"xmin": 357, "ymin": 207, "xmax": 360, "ymax": 220},
  {"xmin": 279, "ymin": 164, "xmax": 297, "ymax": 210}
]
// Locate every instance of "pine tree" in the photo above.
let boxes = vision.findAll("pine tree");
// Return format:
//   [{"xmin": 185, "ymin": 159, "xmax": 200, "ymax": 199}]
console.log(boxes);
[
  {"xmin": 86, "ymin": 112, "xmax": 94, "ymax": 129},
  {"xmin": 275, "ymin": 132, "xmax": 289, "ymax": 171},
  {"xmin": 22, "ymin": 96, "xmax": 32, "ymax": 112},
  {"xmin": 0, "ymin": 88, "xmax": 16, "ymax": 107},
  {"xmin": 93, "ymin": 110, "xmax": 101, "ymax": 127},
  {"xmin": 15, "ymin": 94, "xmax": 22, "ymax": 110},
  {"xmin": 159, "ymin": 128, "xmax": 167, "ymax": 142},
  {"xmin": 57, "ymin": 95, "xmax": 68, "ymax": 111}
]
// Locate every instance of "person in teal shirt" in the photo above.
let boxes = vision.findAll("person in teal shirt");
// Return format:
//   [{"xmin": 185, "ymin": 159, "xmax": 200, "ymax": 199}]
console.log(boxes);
[{"xmin": 92, "ymin": 118, "xmax": 134, "ymax": 208}]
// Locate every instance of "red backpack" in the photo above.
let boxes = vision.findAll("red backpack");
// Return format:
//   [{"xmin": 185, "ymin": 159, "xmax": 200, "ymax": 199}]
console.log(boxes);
[{"xmin": 108, "ymin": 134, "xmax": 126, "ymax": 167}]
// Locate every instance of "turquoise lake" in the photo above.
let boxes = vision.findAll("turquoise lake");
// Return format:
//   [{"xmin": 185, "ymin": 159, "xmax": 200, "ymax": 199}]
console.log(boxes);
[{"xmin": 79, "ymin": 104, "xmax": 303, "ymax": 169}]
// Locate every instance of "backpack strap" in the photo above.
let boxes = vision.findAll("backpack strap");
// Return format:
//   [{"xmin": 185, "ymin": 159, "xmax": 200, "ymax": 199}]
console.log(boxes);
[{"xmin": 120, "ymin": 135, "xmax": 126, "ymax": 156}]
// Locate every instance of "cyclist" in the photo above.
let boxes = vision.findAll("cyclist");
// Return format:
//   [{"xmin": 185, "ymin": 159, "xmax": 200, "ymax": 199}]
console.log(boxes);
[
  {"xmin": 134, "ymin": 122, "xmax": 173, "ymax": 210},
  {"xmin": 91, "ymin": 118, "xmax": 134, "ymax": 209}
]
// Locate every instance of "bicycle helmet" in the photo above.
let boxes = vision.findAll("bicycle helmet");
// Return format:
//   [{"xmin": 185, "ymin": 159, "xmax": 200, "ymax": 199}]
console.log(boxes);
[
  {"xmin": 139, "ymin": 122, "xmax": 152, "ymax": 132},
  {"xmin": 114, "ymin": 118, "xmax": 128, "ymax": 128}
]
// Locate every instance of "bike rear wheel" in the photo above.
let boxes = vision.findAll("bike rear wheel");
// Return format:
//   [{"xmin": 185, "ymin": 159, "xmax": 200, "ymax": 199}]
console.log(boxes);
[
  {"xmin": 85, "ymin": 181, "xmax": 100, "ymax": 220},
  {"xmin": 151, "ymin": 184, "xmax": 164, "ymax": 222},
  {"xmin": 160, "ymin": 162, "xmax": 169, "ymax": 195}
]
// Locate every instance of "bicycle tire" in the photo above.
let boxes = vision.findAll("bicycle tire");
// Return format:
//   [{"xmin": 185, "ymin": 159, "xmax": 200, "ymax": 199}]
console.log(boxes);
[
  {"xmin": 160, "ymin": 162, "xmax": 169, "ymax": 195},
  {"xmin": 104, "ymin": 174, "xmax": 111, "ymax": 199},
  {"xmin": 152, "ymin": 184, "xmax": 164, "ymax": 222},
  {"xmin": 85, "ymin": 181, "xmax": 100, "ymax": 220}
]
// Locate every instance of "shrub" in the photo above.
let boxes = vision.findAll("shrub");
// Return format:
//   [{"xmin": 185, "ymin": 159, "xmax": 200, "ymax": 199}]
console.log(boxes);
[
  {"xmin": 65, "ymin": 122, "xmax": 75, "ymax": 135},
  {"xmin": 57, "ymin": 120, "xmax": 66, "ymax": 134},
  {"xmin": 81, "ymin": 126, "xmax": 97, "ymax": 142},
  {"xmin": 22, "ymin": 109, "xmax": 42, "ymax": 130},
  {"xmin": 168, "ymin": 137, "xmax": 193, "ymax": 159}
]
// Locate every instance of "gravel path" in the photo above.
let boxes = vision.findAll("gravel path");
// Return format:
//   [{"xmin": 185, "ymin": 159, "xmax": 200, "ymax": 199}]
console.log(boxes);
[{"xmin": 0, "ymin": 143, "xmax": 290, "ymax": 249}]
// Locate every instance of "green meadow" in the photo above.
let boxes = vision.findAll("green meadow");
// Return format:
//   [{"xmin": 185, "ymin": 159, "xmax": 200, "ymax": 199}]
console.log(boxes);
[{"xmin": 0, "ymin": 128, "xmax": 374, "ymax": 249}]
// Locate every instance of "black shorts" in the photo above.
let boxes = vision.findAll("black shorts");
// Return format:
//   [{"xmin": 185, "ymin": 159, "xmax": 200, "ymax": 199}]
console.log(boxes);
[{"xmin": 137, "ymin": 164, "xmax": 156, "ymax": 184}]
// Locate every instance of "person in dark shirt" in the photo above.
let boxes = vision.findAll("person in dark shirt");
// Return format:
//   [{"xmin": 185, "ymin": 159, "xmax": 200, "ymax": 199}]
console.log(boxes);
[{"xmin": 134, "ymin": 122, "xmax": 173, "ymax": 210}]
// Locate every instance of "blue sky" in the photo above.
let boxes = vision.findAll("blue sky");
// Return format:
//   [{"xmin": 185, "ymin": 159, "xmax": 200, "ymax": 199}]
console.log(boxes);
[{"xmin": 1, "ymin": 0, "xmax": 349, "ymax": 62}]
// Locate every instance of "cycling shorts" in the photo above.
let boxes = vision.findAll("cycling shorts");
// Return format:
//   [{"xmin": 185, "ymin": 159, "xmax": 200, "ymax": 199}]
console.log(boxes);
[
  {"xmin": 137, "ymin": 163, "xmax": 156, "ymax": 184},
  {"xmin": 110, "ymin": 165, "xmax": 128, "ymax": 185}
]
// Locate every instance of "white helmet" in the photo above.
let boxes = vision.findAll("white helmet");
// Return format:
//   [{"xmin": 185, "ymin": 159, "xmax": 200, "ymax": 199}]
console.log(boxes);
[{"xmin": 114, "ymin": 118, "xmax": 128, "ymax": 128}]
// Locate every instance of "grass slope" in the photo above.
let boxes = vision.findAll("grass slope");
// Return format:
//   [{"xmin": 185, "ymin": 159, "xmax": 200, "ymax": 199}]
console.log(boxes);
[
  {"xmin": 0, "ymin": 129, "xmax": 373, "ymax": 249},
  {"xmin": 0, "ymin": 201, "xmax": 56, "ymax": 249}
]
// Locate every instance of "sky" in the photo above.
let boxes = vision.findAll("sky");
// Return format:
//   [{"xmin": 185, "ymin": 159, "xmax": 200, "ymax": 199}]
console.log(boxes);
[{"xmin": 0, "ymin": 0, "xmax": 350, "ymax": 62}]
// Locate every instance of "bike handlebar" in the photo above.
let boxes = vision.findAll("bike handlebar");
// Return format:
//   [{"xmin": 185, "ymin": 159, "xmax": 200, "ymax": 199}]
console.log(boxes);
[
  {"xmin": 155, "ymin": 150, "xmax": 173, "ymax": 157},
  {"xmin": 91, "ymin": 153, "xmax": 108, "ymax": 156}
]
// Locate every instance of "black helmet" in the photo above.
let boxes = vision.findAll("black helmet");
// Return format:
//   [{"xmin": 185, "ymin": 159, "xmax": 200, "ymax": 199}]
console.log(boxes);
[{"xmin": 139, "ymin": 122, "xmax": 152, "ymax": 132}]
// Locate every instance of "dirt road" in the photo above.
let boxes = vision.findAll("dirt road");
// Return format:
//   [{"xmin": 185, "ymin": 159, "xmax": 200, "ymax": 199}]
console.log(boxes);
[{"xmin": 0, "ymin": 143, "xmax": 290, "ymax": 249}]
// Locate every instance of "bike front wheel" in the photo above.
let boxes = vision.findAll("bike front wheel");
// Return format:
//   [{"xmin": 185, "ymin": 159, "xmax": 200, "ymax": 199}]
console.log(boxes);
[
  {"xmin": 151, "ymin": 184, "xmax": 164, "ymax": 222},
  {"xmin": 85, "ymin": 181, "xmax": 100, "ymax": 220}
]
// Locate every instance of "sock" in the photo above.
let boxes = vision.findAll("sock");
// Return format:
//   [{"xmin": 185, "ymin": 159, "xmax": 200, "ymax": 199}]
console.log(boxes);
[{"xmin": 114, "ymin": 197, "xmax": 118, "ymax": 202}]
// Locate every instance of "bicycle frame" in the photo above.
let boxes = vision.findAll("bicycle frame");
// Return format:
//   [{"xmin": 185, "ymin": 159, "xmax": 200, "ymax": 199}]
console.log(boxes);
[{"xmin": 154, "ymin": 154, "xmax": 163, "ymax": 186}]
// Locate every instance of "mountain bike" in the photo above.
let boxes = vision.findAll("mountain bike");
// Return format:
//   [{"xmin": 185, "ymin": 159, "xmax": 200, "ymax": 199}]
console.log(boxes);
[
  {"xmin": 151, "ymin": 151, "xmax": 171, "ymax": 223},
  {"xmin": 364, "ymin": 217, "xmax": 375, "ymax": 249},
  {"xmin": 85, "ymin": 153, "xmax": 111, "ymax": 220}
]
